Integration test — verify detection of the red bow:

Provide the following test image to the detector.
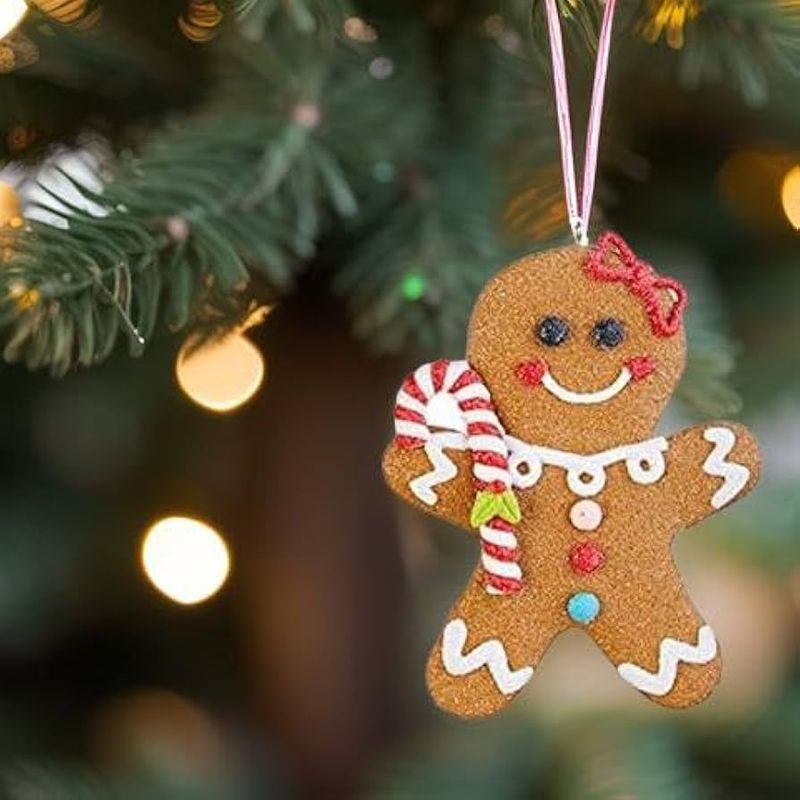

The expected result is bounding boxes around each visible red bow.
[585,232,688,338]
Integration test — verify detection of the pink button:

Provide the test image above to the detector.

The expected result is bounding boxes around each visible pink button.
[569,499,603,531]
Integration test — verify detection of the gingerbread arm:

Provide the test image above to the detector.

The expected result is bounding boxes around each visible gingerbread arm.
[665,421,761,531]
[383,441,474,531]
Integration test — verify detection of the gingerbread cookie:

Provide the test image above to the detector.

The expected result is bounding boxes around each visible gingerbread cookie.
[383,232,761,717]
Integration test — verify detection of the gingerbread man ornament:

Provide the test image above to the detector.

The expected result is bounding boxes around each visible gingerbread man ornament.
[383,233,761,717]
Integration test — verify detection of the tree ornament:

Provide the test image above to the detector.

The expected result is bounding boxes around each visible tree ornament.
[382,0,762,718]
[384,233,761,718]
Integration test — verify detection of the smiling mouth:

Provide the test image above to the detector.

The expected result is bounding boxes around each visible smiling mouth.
[542,368,632,405]
[517,356,655,406]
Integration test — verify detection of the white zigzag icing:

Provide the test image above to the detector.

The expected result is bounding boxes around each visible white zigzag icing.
[702,427,750,509]
[617,625,718,697]
[410,441,460,506]
[441,618,533,695]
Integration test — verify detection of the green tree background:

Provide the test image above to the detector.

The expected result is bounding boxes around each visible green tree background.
[0,0,798,797]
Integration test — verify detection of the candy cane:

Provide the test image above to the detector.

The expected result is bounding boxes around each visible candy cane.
[393,360,524,596]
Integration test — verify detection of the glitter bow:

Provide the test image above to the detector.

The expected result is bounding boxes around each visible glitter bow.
[585,232,688,338]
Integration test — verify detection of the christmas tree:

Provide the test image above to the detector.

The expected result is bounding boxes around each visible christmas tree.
[0,1,798,797]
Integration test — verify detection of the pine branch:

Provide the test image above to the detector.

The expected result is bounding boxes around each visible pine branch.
[666,0,800,106]
[2,20,425,374]
[501,0,800,105]
[336,151,517,356]
[2,116,304,375]
[233,0,353,37]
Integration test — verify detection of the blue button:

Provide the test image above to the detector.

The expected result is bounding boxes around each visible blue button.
[567,591,601,624]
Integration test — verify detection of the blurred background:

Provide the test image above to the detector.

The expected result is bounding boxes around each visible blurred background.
[0,0,798,797]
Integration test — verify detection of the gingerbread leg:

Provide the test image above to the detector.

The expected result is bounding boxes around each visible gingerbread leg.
[426,572,561,718]
[592,584,721,709]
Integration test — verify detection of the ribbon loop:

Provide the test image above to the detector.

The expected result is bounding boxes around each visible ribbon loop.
[539,0,618,246]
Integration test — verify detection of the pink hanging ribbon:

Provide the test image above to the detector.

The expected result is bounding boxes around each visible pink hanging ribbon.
[541,0,618,246]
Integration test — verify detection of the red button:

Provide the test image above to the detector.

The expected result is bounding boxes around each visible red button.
[569,542,605,575]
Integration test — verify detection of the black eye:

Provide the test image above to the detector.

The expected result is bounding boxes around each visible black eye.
[592,318,626,349]
[537,316,570,347]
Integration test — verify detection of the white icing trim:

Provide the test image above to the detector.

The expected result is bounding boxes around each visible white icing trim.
[566,465,607,497]
[541,367,632,405]
[703,427,750,509]
[617,626,718,697]
[441,618,533,695]
[406,432,670,504]
[508,449,544,489]
[409,441,459,506]
[507,436,669,498]
[626,447,667,486]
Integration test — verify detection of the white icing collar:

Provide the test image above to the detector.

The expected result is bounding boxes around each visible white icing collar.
[417,431,669,502]
[505,435,668,497]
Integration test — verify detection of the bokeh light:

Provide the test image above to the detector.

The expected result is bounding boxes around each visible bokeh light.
[176,332,265,413]
[90,689,226,776]
[32,0,90,25]
[0,0,27,41]
[178,0,222,43]
[0,180,22,228]
[401,272,426,302]
[780,165,800,231]
[718,149,798,234]
[141,517,231,605]
[344,16,377,43]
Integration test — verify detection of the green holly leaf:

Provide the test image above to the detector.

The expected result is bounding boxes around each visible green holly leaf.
[470,489,522,528]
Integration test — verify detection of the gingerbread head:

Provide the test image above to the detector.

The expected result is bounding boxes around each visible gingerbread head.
[468,232,688,452]
[384,233,761,717]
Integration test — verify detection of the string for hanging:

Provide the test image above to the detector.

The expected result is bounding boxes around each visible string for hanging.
[538,0,618,246]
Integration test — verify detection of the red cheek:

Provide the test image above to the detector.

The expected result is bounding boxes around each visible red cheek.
[516,358,548,387]
[626,355,656,381]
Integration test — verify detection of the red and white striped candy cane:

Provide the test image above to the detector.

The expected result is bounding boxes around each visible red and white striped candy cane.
[393,360,524,596]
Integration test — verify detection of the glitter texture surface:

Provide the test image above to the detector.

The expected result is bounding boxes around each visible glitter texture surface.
[383,239,762,718]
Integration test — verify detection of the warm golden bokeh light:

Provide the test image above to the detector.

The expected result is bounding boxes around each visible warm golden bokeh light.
[141,516,231,605]
[0,0,27,40]
[0,180,23,227]
[178,0,223,43]
[780,165,800,231]
[718,150,800,234]
[176,331,265,413]
[31,0,89,25]
[641,0,701,49]
[344,16,378,43]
